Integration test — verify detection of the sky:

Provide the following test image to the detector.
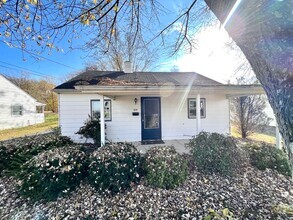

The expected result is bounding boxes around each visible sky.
[0,0,249,84]
[0,42,86,83]
[159,26,247,83]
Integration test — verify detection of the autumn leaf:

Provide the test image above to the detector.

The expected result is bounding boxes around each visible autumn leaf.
[113,5,118,12]
[27,0,38,5]
[81,18,90,25]
[222,208,229,217]
[4,31,11,37]
[203,178,208,183]
[89,13,95,20]
[111,28,115,36]
[25,13,30,20]
[46,43,54,48]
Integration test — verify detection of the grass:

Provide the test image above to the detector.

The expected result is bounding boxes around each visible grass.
[231,126,276,144]
[0,113,58,141]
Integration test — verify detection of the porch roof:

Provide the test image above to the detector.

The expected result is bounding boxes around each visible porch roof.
[55,84,264,97]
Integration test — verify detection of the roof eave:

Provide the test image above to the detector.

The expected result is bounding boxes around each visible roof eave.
[53,89,82,94]
[54,84,265,97]
[70,84,265,96]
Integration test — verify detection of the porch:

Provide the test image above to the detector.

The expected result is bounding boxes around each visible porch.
[133,139,190,154]
[91,84,266,146]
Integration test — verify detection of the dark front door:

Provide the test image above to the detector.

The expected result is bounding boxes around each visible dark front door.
[141,97,162,141]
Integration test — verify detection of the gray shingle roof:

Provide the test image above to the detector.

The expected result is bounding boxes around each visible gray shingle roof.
[55,71,222,90]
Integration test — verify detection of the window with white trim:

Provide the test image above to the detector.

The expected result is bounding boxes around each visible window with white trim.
[188,98,206,119]
[12,105,23,116]
[91,99,112,121]
[36,106,43,113]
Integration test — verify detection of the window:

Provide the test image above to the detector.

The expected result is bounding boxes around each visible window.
[91,99,111,121]
[12,105,23,116]
[188,98,206,119]
[36,106,43,113]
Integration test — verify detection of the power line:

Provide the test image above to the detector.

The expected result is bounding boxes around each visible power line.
[0,60,52,77]
[28,52,79,71]
[14,47,79,71]
[0,62,54,79]
[2,43,80,72]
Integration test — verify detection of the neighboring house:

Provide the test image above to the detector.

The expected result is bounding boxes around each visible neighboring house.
[0,74,45,130]
[54,63,265,144]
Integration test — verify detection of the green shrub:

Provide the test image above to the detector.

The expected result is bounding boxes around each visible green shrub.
[186,132,244,176]
[247,143,292,176]
[0,146,9,175]
[0,133,73,176]
[143,146,188,189]
[19,145,87,202]
[76,116,101,146]
[88,142,142,194]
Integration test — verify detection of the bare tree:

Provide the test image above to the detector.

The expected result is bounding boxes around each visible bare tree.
[87,31,158,72]
[231,77,272,138]
[232,95,271,139]
[0,0,162,56]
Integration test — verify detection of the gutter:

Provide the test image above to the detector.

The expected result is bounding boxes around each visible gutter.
[53,84,265,95]
[74,84,264,91]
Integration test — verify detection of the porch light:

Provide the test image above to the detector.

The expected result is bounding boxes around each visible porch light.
[134,98,138,104]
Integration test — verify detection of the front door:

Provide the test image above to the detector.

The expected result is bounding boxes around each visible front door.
[141,97,162,141]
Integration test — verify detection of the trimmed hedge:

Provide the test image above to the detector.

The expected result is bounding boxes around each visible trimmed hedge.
[0,133,73,176]
[143,146,188,189]
[186,132,244,176]
[19,146,87,202]
[0,146,9,175]
[88,142,143,194]
[247,143,292,176]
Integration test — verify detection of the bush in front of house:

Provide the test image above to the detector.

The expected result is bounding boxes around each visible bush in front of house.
[0,133,73,177]
[143,146,188,189]
[76,116,101,146]
[186,132,244,176]
[247,143,292,176]
[0,146,9,175]
[19,145,88,202]
[88,142,143,194]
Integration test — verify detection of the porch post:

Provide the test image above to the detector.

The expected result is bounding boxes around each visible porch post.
[196,94,201,135]
[100,95,105,146]
[276,124,281,149]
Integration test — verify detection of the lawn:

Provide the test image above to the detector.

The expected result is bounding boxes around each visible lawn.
[231,126,276,144]
[0,113,58,141]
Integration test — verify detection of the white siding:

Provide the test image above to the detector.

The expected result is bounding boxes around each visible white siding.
[59,92,229,142]
[161,93,229,140]
[59,94,102,142]
[0,75,44,130]
[35,113,45,124]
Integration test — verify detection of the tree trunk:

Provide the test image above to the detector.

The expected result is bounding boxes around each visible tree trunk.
[239,97,247,139]
[205,0,293,165]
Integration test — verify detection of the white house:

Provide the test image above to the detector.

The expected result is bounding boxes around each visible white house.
[54,64,265,145]
[0,74,45,130]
